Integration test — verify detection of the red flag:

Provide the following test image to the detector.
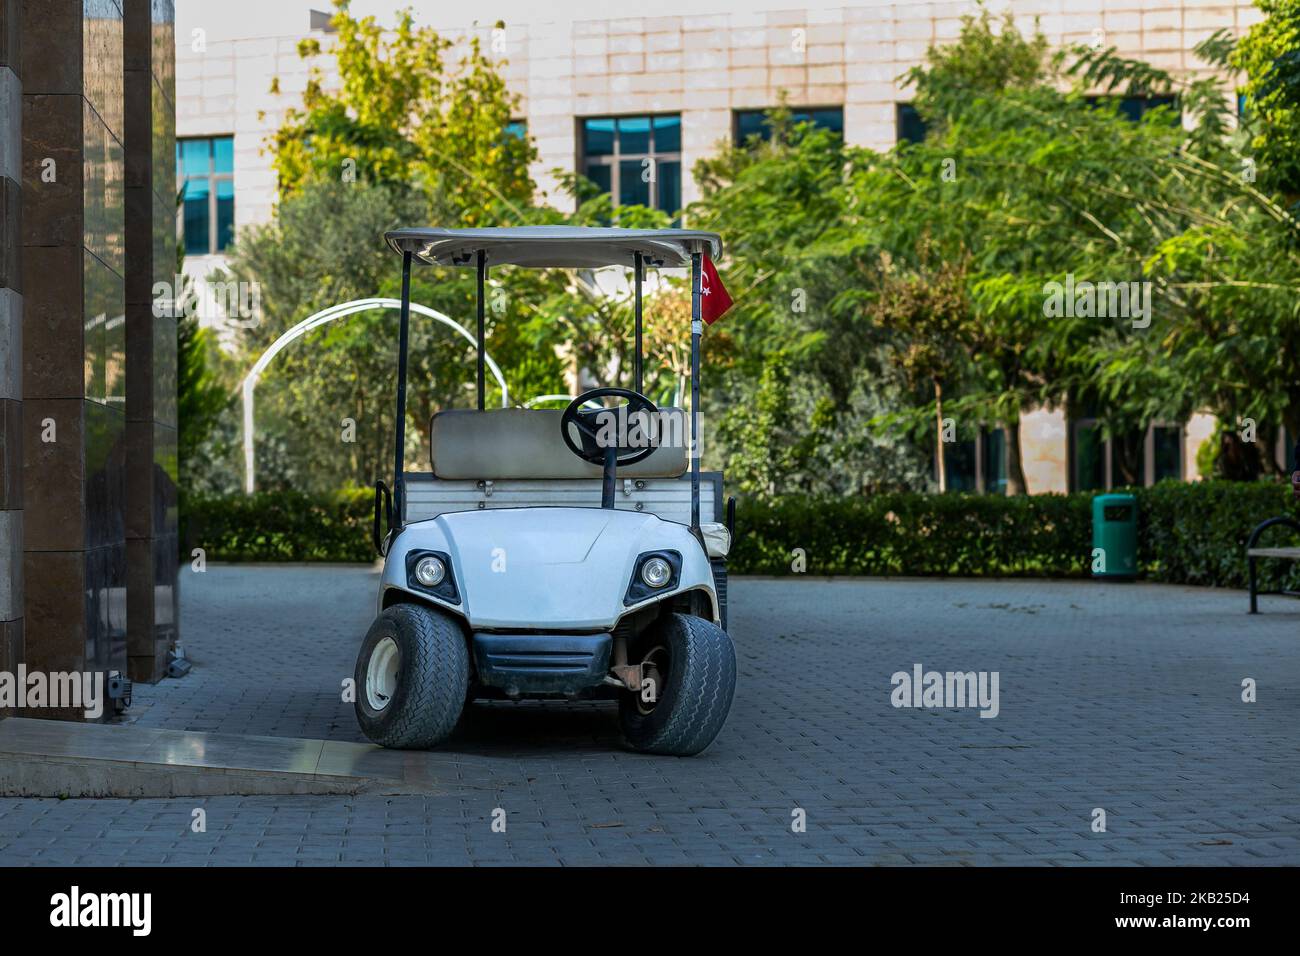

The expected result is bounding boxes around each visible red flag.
[700,255,733,325]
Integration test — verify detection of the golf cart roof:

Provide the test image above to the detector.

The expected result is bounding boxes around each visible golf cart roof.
[385,226,722,269]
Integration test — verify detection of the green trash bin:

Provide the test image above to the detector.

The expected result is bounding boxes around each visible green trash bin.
[1092,492,1137,579]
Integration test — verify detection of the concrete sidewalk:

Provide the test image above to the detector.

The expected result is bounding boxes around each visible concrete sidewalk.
[0,717,514,797]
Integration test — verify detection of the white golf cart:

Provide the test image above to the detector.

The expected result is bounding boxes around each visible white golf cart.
[354,227,737,756]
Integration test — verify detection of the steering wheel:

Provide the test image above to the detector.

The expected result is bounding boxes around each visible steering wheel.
[561,387,661,467]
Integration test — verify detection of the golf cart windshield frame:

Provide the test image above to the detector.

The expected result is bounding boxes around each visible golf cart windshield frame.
[382,226,723,540]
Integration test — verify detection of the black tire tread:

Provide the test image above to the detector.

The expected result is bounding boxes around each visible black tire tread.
[621,612,736,756]
[357,603,468,749]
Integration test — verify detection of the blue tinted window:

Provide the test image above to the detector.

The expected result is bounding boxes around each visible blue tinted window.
[658,160,681,215]
[736,111,766,143]
[896,103,927,144]
[619,158,650,207]
[653,115,681,152]
[505,120,527,140]
[182,177,210,256]
[734,107,844,144]
[618,116,651,154]
[176,136,234,255]
[213,137,234,174]
[179,138,210,176]
[216,179,235,251]
[585,162,611,195]
[583,118,615,156]
[581,114,681,213]
[808,108,844,134]
[1085,95,1179,124]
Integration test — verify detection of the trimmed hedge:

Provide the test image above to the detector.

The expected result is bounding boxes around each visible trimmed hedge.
[182,489,374,563]
[734,481,1300,590]
[1136,480,1300,589]
[730,492,1091,577]
[181,481,1300,590]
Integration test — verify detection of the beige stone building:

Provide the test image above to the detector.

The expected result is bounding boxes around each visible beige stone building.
[174,0,1273,493]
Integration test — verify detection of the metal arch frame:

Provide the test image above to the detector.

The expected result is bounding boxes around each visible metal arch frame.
[240,296,510,494]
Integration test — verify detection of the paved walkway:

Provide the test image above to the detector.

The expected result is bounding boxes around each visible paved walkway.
[1,566,1298,865]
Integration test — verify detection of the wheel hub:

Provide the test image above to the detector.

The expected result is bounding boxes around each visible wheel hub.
[636,644,669,715]
[365,636,400,711]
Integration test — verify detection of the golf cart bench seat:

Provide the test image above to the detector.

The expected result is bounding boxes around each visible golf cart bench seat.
[430,407,687,480]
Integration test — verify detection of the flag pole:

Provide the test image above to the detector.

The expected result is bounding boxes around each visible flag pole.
[394,249,413,529]
[476,250,487,410]
[633,251,643,395]
[690,251,702,533]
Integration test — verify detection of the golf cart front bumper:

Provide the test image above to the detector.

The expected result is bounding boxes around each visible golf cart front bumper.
[380,506,719,629]
[471,631,612,695]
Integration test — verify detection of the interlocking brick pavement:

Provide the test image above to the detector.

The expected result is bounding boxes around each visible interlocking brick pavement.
[1,565,1298,865]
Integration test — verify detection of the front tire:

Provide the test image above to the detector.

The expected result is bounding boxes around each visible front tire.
[620,612,736,756]
[354,602,469,749]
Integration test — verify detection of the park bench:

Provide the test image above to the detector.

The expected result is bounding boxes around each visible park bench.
[1246,516,1300,613]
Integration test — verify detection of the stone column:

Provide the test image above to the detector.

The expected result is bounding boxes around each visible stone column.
[124,0,176,684]
[0,0,22,709]
[21,0,127,720]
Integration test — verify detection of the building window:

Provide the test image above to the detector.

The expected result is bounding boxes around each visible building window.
[937,424,1008,493]
[1109,429,1147,488]
[1086,95,1179,124]
[1070,419,1184,491]
[734,106,843,145]
[942,434,979,492]
[1152,425,1183,482]
[505,119,527,140]
[982,427,1008,494]
[579,115,681,214]
[1072,420,1107,491]
[177,136,234,256]
[896,103,927,144]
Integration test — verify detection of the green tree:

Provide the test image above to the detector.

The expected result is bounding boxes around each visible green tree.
[691,115,933,494]
[1232,0,1300,200]
[273,0,535,223]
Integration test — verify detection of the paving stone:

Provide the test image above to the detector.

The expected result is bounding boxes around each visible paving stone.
[1,568,1298,865]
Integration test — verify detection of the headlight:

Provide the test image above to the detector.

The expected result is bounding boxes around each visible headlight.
[640,556,672,589]
[414,555,446,587]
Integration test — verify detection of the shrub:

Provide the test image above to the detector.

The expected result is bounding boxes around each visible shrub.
[179,480,1300,591]
[732,480,1300,590]
[729,492,1091,577]
[181,488,374,563]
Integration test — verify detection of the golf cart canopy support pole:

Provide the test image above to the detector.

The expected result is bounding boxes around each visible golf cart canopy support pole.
[394,250,413,527]
[634,251,643,395]
[477,250,487,411]
[690,251,701,533]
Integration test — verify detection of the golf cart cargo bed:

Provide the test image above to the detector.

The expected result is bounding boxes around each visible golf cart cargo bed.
[403,472,722,527]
